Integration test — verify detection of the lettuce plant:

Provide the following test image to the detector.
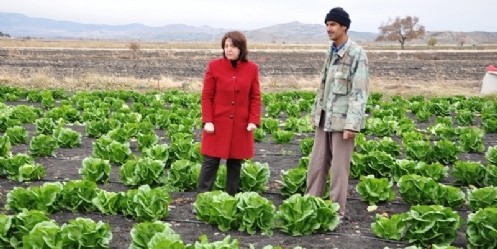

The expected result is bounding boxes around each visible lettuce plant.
[467,207,497,249]
[213,165,228,190]
[79,157,111,183]
[276,194,340,236]
[92,135,131,164]
[359,150,395,178]
[121,185,171,221]
[137,132,159,151]
[5,126,28,145]
[0,214,12,247]
[120,158,166,187]
[356,175,395,205]
[10,104,41,124]
[29,134,58,157]
[54,127,82,148]
[239,161,270,192]
[254,128,266,142]
[398,174,438,205]
[14,163,46,182]
[8,209,51,249]
[1,153,34,177]
[404,205,461,247]
[272,130,294,144]
[404,140,433,163]
[129,221,184,249]
[35,117,57,135]
[365,117,397,137]
[261,118,279,134]
[371,213,408,241]
[85,119,115,138]
[21,220,61,249]
[235,192,275,236]
[284,117,312,133]
[432,139,460,164]
[59,180,98,212]
[452,161,485,187]
[60,218,112,248]
[194,191,237,232]
[458,126,484,153]
[166,159,201,192]
[6,182,62,213]
[484,164,497,187]
[107,127,129,144]
[414,162,448,182]
[280,167,307,198]
[0,135,11,157]
[92,189,120,215]
[467,187,497,212]
[143,144,170,163]
[192,234,238,248]
[486,146,497,166]
[299,138,314,157]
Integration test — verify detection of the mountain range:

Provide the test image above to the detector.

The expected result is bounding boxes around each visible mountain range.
[1,12,496,44]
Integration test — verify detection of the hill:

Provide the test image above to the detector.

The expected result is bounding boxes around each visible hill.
[0,12,495,44]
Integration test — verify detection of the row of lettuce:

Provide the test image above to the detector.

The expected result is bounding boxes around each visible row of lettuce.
[0,209,305,249]
[1,86,497,248]
[5,178,496,248]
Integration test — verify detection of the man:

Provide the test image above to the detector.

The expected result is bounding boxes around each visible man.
[305,7,369,220]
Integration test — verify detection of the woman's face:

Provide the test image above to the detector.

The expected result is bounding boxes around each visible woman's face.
[224,38,240,60]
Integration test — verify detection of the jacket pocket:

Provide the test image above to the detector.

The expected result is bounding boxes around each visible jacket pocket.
[331,71,351,95]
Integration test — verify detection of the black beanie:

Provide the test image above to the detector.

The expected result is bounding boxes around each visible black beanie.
[324,7,351,29]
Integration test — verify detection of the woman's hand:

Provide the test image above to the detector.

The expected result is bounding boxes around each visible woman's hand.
[247,123,257,131]
[204,122,215,133]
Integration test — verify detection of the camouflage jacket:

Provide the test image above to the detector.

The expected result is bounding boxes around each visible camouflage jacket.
[311,39,369,132]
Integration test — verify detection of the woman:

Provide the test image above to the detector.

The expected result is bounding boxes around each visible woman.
[198,31,261,196]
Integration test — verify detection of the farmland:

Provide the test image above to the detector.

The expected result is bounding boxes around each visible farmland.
[0,42,497,248]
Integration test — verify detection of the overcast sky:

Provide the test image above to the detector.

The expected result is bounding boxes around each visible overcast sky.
[1,0,495,32]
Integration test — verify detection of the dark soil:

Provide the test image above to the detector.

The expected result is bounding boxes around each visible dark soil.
[1,48,496,85]
[1,106,496,249]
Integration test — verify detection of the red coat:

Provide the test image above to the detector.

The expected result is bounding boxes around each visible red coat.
[201,58,261,159]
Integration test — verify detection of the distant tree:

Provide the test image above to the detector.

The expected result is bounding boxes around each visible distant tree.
[127,42,140,53]
[457,34,466,47]
[376,16,426,50]
[427,36,437,47]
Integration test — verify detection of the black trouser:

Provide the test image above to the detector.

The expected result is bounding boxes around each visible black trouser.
[198,155,242,196]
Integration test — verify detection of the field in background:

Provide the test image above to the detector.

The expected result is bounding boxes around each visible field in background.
[1,38,497,97]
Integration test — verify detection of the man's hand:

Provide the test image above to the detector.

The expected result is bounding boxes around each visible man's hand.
[204,122,215,133]
[247,123,257,131]
[343,129,357,140]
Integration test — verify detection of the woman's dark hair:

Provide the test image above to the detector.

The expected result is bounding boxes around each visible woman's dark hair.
[221,31,248,62]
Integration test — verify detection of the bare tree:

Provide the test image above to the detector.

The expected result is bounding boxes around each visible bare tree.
[127,42,140,53]
[457,34,467,47]
[376,16,426,49]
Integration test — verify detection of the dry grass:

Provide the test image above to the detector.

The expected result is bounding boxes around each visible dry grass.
[0,38,329,51]
[0,69,483,97]
[370,78,482,97]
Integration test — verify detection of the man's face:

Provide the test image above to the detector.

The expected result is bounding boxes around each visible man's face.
[325,21,346,42]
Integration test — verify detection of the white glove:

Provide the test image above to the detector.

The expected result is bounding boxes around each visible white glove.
[247,123,257,131]
[204,122,215,133]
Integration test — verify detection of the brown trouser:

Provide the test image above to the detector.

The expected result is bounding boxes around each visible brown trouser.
[306,113,355,216]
